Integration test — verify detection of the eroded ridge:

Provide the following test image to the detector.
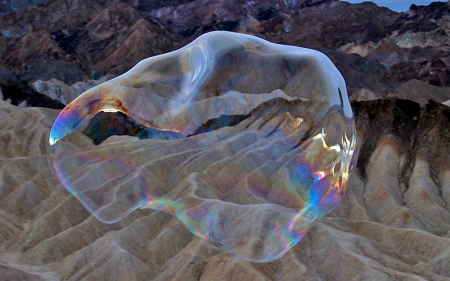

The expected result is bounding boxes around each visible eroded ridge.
[47,31,358,262]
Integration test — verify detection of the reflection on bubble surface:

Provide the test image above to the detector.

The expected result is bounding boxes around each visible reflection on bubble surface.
[48,31,358,262]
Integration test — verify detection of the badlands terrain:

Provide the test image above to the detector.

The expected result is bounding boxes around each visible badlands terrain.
[0,0,450,280]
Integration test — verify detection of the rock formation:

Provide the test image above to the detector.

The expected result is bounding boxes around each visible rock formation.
[0,0,449,105]
[30,74,115,105]
[1,0,450,280]
[0,98,449,280]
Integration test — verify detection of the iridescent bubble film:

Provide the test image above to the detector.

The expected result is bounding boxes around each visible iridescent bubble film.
[47,31,358,262]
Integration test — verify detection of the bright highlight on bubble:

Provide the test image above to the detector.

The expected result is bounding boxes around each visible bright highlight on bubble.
[47,31,358,262]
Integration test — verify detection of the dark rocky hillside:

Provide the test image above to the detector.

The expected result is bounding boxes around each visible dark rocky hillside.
[0,0,449,107]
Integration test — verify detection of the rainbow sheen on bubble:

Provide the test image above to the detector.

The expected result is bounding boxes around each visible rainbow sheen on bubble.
[47,31,358,262]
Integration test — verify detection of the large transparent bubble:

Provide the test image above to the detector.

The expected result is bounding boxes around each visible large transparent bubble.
[47,31,358,262]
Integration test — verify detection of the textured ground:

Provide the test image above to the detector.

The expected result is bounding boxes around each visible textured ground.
[0,99,449,280]
[1,1,450,280]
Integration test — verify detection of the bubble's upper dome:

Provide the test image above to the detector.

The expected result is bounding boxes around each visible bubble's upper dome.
[48,31,358,262]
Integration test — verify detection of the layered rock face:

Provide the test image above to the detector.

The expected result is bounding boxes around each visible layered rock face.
[0,0,449,106]
[0,98,449,280]
[0,0,49,15]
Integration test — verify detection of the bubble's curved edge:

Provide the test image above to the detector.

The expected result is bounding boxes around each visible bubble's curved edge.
[47,31,359,261]
[49,92,105,145]
[170,202,317,263]
[49,31,352,146]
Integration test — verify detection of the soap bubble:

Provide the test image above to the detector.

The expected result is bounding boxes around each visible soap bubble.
[47,31,358,262]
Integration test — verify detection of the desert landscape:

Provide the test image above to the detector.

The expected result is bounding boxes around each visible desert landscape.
[1,0,450,280]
